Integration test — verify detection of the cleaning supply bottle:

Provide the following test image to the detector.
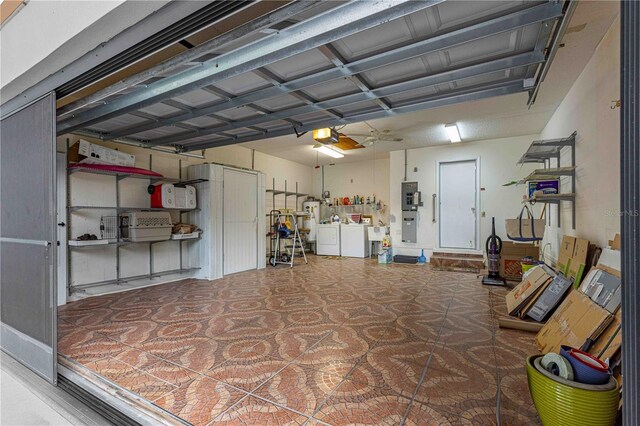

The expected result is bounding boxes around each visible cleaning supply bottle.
[417,249,427,265]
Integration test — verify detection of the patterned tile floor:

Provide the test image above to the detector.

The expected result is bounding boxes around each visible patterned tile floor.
[58,256,541,425]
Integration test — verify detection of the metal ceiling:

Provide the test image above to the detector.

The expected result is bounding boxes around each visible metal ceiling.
[57,0,570,154]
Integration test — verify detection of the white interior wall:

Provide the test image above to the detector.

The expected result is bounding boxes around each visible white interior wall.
[312,158,391,223]
[389,135,539,259]
[539,16,621,263]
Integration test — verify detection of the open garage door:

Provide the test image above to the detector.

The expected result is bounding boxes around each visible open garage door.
[0,93,58,383]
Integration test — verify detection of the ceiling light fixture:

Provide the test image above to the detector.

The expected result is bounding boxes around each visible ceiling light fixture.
[312,128,339,144]
[445,123,461,143]
[313,143,344,158]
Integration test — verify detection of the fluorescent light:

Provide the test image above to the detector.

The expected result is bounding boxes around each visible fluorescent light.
[445,123,461,143]
[313,143,344,158]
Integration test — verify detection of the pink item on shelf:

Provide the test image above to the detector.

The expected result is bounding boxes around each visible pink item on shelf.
[68,163,164,178]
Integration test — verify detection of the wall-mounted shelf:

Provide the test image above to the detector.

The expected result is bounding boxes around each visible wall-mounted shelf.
[68,206,199,214]
[517,132,576,229]
[525,166,576,181]
[71,267,202,291]
[266,178,310,256]
[69,237,201,248]
[517,132,576,164]
[68,165,179,183]
[529,193,576,203]
[265,179,308,210]
[66,145,206,295]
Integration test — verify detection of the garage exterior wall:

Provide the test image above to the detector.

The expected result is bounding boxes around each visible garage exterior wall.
[0,1,169,102]
[389,135,539,258]
[539,16,621,263]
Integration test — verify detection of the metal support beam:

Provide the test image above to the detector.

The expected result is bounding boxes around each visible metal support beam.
[527,0,576,107]
[252,67,344,118]
[56,0,323,117]
[75,1,560,141]
[126,51,542,147]
[181,80,526,151]
[57,0,445,134]
[318,44,393,111]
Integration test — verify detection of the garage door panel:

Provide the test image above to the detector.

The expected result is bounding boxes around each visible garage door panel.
[0,92,57,383]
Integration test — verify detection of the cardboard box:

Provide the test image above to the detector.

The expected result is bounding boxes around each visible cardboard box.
[556,235,590,284]
[528,180,560,198]
[506,266,554,315]
[589,309,622,361]
[536,290,613,354]
[500,241,540,281]
[527,274,573,322]
[68,140,135,167]
[557,236,575,275]
[579,268,621,313]
[518,279,551,319]
[567,238,590,287]
[609,233,621,250]
[597,248,621,277]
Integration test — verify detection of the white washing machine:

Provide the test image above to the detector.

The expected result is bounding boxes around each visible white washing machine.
[340,224,370,258]
[316,223,341,256]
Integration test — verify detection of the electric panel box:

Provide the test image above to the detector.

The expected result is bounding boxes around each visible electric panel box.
[402,211,417,243]
[401,181,422,211]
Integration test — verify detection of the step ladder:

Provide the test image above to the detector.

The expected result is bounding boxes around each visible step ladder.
[269,213,307,268]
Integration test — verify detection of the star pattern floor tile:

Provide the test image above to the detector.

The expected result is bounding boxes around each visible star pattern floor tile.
[58,256,541,425]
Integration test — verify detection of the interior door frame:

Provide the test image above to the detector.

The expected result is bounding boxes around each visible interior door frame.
[0,92,58,383]
[436,157,481,251]
[222,167,260,275]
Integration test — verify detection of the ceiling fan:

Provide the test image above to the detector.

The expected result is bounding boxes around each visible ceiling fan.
[347,128,404,145]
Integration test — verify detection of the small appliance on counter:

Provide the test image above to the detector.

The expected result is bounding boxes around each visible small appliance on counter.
[120,211,173,242]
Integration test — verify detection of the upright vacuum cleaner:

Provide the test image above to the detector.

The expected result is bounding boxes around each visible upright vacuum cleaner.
[482,217,506,286]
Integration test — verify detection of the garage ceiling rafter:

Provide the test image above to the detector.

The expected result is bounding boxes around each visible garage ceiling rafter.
[56,0,324,118]
[58,0,568,154]
[74,50,544,147]
[181,81,527,151]
[57,0,446,134]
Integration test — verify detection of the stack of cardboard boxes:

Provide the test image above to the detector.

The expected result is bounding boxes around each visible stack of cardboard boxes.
[500,241,541,281]
[556,235,592,288]
[502,234,623,382]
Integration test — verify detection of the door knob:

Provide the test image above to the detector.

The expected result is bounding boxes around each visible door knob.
[58,222,66,227]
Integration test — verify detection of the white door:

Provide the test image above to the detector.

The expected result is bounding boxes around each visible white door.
[439,160,478,249]
[223,169,258,274]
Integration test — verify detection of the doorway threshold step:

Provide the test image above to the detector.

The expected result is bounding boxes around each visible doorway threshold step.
[431,251,484,273]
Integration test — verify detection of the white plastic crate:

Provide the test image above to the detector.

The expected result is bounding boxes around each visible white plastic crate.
[120,211,172,242]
